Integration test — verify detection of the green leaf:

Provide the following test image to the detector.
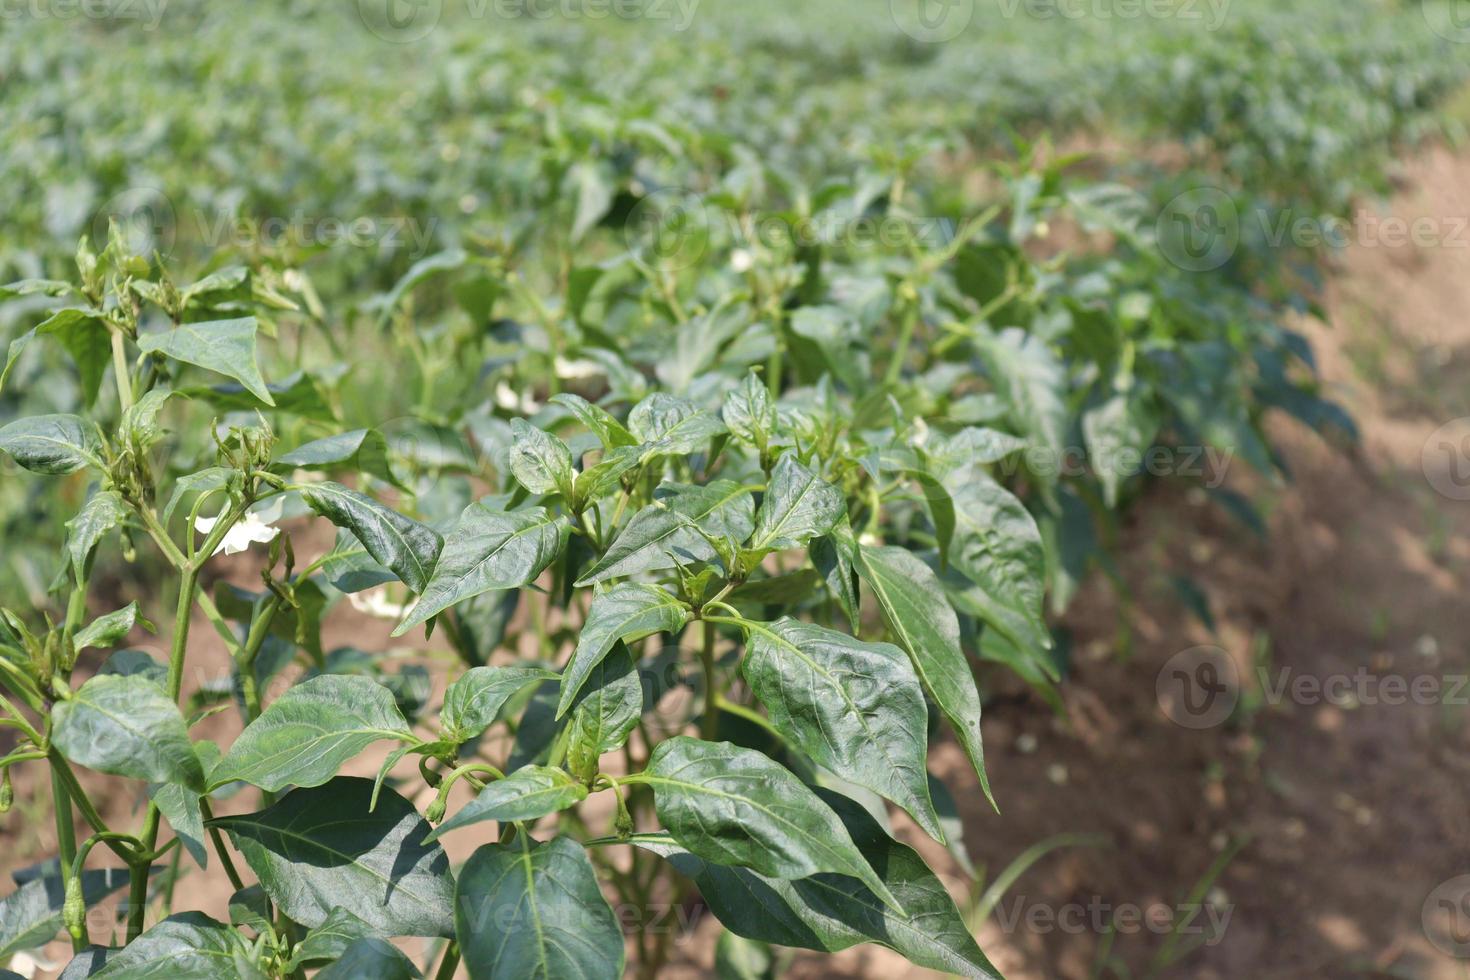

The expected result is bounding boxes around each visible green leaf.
[137,317,275,406]
[737,618,942,841]
[53,674,204,791]
[0,414,103,474]
[316,937,422,980]
[0,867,131,961]
[722,372,777,449]
[276,429,403,490]
[66,490,127,580]
[637,737,899,910]
[394,503,567,635]
[947,474,1051,655]
[1082,391,1158,508]
[508,419,575,497]
[426,766,588,841]
[300,482,443,594]
[151,781,208,869]
[87,912,254,979]
[974,327,1066,485]
[318,529,397,594]
[0,278,74,300]
[549,393,637,449]
[569,161,614,243]
[749,454,845,551]
[854,545,992,807]
[555,584,687,717]
[285,907,376,970]
[577,481,756,585]
[628,392,727,457]
[572,445,642,510]
[36,307,110,407]
[211,675,413,793]
[715,931,775,980]
[455,835,623,980]
[633,788,1000,978]
[0,327,36,393]
[74,601,155,652]
[441,666,560,742]
[210,778,455,938]
[811,525,860,631]
[565,644,642,780]
[162,467,233,525]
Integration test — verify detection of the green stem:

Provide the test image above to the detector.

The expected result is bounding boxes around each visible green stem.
[885,300,919,386]
[699,619,718,741]
[111,328,133,413]
[50,763,83,953]
[198,798,246,892]
[434,941,461,980]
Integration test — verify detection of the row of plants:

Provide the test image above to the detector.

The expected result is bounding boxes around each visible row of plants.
[0,1,1463,976]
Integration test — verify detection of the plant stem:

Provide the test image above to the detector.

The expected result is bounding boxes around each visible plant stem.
[434,941,461,980]
[885,300,919,386]
[110,328,133,413]
[699,619,718,741]
[197,798,246,892]
[50,763,83,953]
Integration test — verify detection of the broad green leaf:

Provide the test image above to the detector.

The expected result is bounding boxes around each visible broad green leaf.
[0,867,132,961]
[378,250,467,327]
[947,474,1051,655]
[318,528,396,594]
[737,618,942,841]
[455,835,623,980]
[572,445,642,510]
[637,737,898,910]
[162,467,233,525]
[811,524,860,631]
[87,912,255,979]
[722,372,776,449]
[66,490,127,579]
[508,418,575,497]
[396,504,566,634]
[505,682,565,773]
[0,278,74,300]
[74,601,155,652]
[749,454,845,551]
[137,317,275,406]
[300,482,443,594]
[211,675,413,792]
[36,307,109,407]
[577,481,756,585]
[151,780,208,869]
[973,327,1066,485]
[565,645,642,780]
[426,766,587,841]
[211,778,455,937]
[53,674,204,791]
[285,907,375,970]
[632,788,1000,979]
[628,392,726,457]
[0,414,102,474]
[555,584,687,717]
[316,937,422,980]
[1082,391,1159,508]
[276,429,402,490]
[440,665,559,742]
[186,369,335,421]
[569,160,614,243]
[549,393,637,449]
[0,327,36,393]
[854,545,991,806]
[715,931,774,980]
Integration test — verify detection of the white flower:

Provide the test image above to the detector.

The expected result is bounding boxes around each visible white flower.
[494,380,542,414]
[7,949,57,979]
[553,356,602,381]
[730,248,755,273]
[348,586,412,621]
[195,498,283,557]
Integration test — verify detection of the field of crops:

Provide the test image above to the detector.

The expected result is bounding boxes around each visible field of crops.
[3,1,1470,977]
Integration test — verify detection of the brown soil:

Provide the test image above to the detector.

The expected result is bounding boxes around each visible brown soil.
[7,147,1470,979]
